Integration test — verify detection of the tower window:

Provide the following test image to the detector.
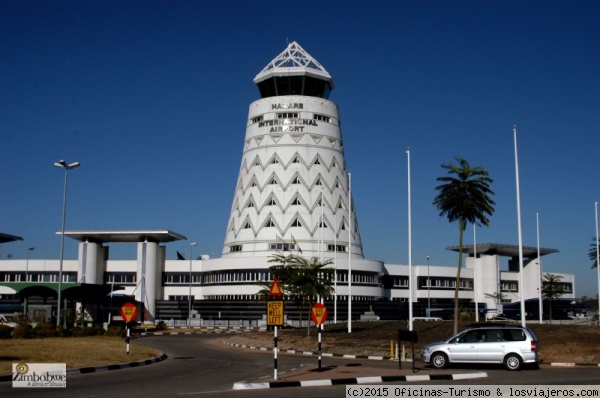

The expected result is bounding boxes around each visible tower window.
[266,198,277,206]
[291,176,301,184]
[251,116,263,124]
[264,218,275,227]
[229,245,243,252]
[291,197,302,206]
[291,218,303,227]
[313,114,331,123]
[277,112,299,119]
[292,156,301,164]
[327,244,347,252]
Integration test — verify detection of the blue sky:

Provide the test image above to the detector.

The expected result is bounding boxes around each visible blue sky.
[1,1,599,297]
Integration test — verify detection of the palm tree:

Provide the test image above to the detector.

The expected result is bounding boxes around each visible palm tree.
[433,157,495,334]
[542,273,566,323]
[588,236,599,268]
[268,253,334,335]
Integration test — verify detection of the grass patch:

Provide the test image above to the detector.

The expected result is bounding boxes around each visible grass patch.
[0,336,161,376]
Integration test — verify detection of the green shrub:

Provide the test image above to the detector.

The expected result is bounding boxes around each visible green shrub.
[12,324,33,339]
[33,323,58,338]
[72,326,98,337]
[0,325,12,339]
[105,326,125,337]
[56,325,71,337]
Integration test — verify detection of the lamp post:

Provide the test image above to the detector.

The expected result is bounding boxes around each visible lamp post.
[24,247,35,317]
[427,256,430,317]
[188,242,197,328]
[54,159,80,327]
[26,247,35,282]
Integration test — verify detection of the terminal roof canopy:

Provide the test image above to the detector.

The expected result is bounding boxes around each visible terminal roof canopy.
[447,243,559,259]
[254,41,334,99]
[58,230,187,244]
[0,232,24,244]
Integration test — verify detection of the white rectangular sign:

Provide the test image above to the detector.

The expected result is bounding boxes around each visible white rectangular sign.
[12,363,66,388]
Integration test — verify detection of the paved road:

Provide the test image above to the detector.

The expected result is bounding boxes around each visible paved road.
[1,334,597,397]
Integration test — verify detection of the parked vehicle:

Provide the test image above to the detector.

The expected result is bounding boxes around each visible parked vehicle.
[420,324,538,371]
[0,313,21,328]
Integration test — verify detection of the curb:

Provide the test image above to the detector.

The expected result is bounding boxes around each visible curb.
[225,340,395,361]
[141,329,241,336]
[549,362,600,367]
[0,353,167,382]
[225,340,600,368]
[233,371,489,390]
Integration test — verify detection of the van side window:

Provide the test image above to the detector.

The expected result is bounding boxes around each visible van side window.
[484,330,505,342]
[508,329,526,341]
[459,330,478,343]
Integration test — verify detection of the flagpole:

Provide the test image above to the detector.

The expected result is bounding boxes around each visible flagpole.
[334,212,338,323]
[595,201,599,326]
[514,125,526,327]
[348,172,352,333]
[320,187,324,304]
[537,212,543,324]
[407,148,413,332]
[474,224,478,322]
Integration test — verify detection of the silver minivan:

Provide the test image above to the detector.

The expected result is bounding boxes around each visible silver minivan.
[420,325,538,371]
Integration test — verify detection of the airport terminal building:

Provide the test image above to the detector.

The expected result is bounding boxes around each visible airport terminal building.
[0,42,575,324]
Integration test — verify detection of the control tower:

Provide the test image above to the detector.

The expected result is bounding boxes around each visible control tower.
[222,41,363,259]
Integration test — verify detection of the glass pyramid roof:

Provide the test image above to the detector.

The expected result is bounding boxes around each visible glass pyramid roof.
[253,41,334,88]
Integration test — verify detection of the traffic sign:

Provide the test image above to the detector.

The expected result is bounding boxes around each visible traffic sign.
[120,302,138,323]
[311,303,327,325]
[266,300,284,326]
[268,278,283,297]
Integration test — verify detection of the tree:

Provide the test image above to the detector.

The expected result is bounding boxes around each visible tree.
[588,236,599,268]
[542,273,566,322]
[267,253,334,335]
[433,157,495,334]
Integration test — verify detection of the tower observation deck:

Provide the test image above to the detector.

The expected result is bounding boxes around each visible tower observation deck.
[222,41,363,259]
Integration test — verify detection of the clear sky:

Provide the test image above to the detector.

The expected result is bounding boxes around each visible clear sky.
[1,1,599,297]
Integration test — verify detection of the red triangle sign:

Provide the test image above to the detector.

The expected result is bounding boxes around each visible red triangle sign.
[268,278,283,296]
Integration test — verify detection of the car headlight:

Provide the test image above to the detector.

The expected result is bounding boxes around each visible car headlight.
[421,347,430,354]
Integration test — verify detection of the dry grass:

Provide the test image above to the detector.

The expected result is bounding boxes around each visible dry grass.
[0,336,160,376]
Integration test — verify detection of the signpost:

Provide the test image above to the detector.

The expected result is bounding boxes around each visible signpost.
[311,303,327,369]
[120,303,138,355]
[267,278,284,380]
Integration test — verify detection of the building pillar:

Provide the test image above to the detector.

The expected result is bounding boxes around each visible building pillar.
[78,241,105,284]
[136,241,164,322]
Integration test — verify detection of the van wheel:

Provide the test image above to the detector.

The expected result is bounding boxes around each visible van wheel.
[504,354,522,371]
[431,352,448,369]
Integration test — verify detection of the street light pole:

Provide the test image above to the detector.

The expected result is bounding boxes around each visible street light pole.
[54,159,80,328]
[427,256,430,317]
[188,242,197,329]
[26,247,35,281]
